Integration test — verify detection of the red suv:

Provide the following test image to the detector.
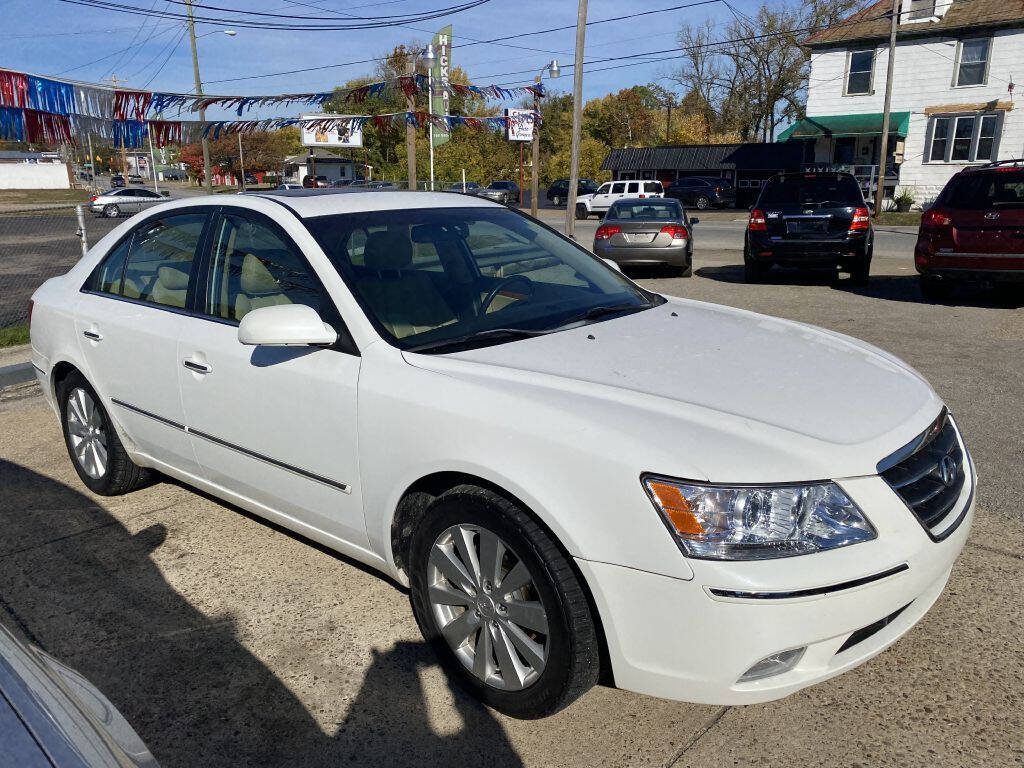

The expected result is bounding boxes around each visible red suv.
[916,160,1024,299]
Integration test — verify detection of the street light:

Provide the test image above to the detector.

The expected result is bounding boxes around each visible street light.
[197,29,236,38]
[184,0,237,192]
[530,58,560,218]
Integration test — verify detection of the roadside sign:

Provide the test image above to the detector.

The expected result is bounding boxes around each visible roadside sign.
[300,114,363,148]
[505,108,534,142]
[432,25,452,148]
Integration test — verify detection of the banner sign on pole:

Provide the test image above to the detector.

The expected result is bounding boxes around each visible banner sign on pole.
[300,113,363,148]
[431,25,452,149]
[505,108,534,142]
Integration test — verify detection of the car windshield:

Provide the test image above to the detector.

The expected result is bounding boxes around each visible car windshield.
[304,207,659,352]
[758,175,862,207]
[489,182,512,189]
[941,170,1024,209]
[606,200,682,220]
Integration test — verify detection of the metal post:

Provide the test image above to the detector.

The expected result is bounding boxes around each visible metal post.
[185,0,213,193]
[406,61,417,191]
[428,66,435,191]
[462,167,466,192]
[519,142,524,207]
[874,0,899,217]
[238,132,246,191]
[565,0,588,238]
[148,132,160,195]
[530,90,541,218]
[75,205,88,259]
[86,133,96,192]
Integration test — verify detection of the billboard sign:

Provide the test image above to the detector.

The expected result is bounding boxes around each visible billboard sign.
[505,108,534,142]
[300,115,363,148]
[431,25,452,148]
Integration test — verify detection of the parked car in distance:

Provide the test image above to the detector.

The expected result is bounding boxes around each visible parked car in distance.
[477,180,519,205]
[110,174,126,188]
[915,159,1024,300]
[243,173,258,185]
[89,187,165,218]
[32,190,974,720]
[128,174,145,185]
[664,176,737,209]
[303,175,330,188]
[593,198,696,276]
[575,180,663,219]
[348,180,370,188]
[745,171,873,284]
[276,183,304,191]
[546,178,599,207]
[447,181,481,194]
[161,168,187,181]
[0,619,160,767]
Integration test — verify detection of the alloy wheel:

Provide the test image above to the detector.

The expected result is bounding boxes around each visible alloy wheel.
[427,524,549,691]
[66,387,108,479]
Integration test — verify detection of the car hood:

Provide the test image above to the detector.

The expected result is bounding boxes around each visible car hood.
[403,298,942,482]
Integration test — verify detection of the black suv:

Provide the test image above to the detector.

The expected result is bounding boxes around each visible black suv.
[665,176,736,209]
[745,171,873,284]
[546,177,599,207]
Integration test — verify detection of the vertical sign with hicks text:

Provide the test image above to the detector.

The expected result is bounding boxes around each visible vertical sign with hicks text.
[432,25,452,148]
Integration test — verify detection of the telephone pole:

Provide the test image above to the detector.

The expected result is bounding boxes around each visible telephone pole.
[564,0,588,238]
[185,0,213,192]
[874,0,899,217]
[406,59,417,191]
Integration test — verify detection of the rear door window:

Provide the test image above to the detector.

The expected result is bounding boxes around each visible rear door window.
[122,213,207,308]
[643,182,662,193]
[626,182,640,194]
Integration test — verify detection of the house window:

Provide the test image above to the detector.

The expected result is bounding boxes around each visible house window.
[955,39,991,87]
[907,0,935,20]
[846,50,874,95]
[926,112,1002,162]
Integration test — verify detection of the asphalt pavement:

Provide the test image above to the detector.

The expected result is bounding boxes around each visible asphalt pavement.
[1,208,1021,767]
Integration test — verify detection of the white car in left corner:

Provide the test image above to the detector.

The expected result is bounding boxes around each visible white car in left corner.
[29,190,974,719]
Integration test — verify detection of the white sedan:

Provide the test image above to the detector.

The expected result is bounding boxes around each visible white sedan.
[29,190,975,718]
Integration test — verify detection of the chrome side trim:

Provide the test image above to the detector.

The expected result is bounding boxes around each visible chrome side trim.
[708,563,909,600]
[109,399,350,493]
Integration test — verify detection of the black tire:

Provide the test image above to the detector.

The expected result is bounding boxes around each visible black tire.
[409,485,600,719]
[58,371,151,495]
[675,259,693,278]
[103,204,120,218]
[694,195,710,210]
[849,246,872,286]
[920,275,954,303]
[743,239,769,283]
[575,204,588,220]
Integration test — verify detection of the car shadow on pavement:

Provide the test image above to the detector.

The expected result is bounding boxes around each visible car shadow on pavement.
[0,460,523,768]
[696,265,1024,308]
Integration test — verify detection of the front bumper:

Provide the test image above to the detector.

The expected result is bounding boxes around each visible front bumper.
[578,468,974,705]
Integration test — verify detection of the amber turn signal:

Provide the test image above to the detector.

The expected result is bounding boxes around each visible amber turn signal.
[647,481,704,536]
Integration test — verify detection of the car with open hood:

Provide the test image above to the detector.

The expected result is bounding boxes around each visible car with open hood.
[29,189,974,719]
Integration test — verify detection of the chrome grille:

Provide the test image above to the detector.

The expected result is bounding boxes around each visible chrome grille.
[880,410,968,537]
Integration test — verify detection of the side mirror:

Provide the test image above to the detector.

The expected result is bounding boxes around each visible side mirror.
[690,217,700,225]
[238,304,337,347]
[603,258,623,273]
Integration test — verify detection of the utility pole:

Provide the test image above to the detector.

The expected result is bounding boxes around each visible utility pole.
[874,0,899,217]
[237,132,246,191]
[564,0,588,238]
[530,88,541,217]
[185,0,213,192]
[406,59,417,191]
[666,95,674,141]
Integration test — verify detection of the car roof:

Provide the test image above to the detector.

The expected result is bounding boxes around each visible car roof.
[240,189,502,217]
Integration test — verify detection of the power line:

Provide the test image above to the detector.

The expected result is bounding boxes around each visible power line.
[53,23,180,75]
[55,0,492,31]
[142,25,188,87]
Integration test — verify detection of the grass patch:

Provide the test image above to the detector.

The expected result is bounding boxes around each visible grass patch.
[0,325,30,348]
[875,211,922,226]
[0,189,92,205]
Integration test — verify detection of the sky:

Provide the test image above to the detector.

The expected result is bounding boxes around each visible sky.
[3,0,763,121]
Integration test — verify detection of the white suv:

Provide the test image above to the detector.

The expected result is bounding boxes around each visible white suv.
[29,191,974,719]
[575,180,663,219]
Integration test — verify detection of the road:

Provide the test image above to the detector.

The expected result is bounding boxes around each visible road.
[1,210,1021,767]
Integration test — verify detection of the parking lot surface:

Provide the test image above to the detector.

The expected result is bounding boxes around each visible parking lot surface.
[1,214,1022,767]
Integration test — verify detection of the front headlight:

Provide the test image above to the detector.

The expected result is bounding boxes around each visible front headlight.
[642,475,875,561]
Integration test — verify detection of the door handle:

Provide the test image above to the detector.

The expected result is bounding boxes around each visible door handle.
[82,329,102,341]
[182,359,211,374]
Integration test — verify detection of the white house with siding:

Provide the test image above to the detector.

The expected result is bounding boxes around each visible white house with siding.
[780,0,1023,206]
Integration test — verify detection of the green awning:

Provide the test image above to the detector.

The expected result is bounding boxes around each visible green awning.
[777,112,910,141]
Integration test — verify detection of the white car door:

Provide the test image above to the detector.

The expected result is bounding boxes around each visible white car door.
[74,210,209,477]
[175,208,369,550]
[591,183,614,212]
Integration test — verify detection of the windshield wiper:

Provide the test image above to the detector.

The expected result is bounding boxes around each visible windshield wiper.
[549,302,650,331]
[405,327,553,354]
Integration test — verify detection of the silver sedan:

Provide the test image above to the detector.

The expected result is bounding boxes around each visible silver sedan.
[592,198,697,277]
[90,188,165,218]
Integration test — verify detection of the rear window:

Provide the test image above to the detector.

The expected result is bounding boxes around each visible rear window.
[643,181,662,193]
[758,175,863,207]
[940,170,1024,209]
[607,200,682,220]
